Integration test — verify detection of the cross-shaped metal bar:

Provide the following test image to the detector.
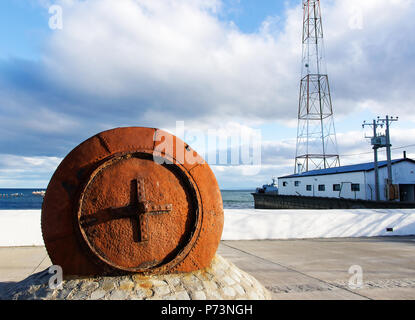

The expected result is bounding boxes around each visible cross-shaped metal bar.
[80,178,172,243]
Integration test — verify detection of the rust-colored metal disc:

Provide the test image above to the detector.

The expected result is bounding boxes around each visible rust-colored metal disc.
[41,127,224,276]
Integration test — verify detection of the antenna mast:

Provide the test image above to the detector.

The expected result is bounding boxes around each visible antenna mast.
[295,0,340,173]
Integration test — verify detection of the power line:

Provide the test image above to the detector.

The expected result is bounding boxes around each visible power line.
[340,143,415,158]
[340,150,373,157]
[391,144,415,151]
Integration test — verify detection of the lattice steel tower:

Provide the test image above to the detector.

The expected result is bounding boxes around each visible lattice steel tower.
[295,0,340,174]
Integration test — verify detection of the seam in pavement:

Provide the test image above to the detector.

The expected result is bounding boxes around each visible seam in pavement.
[30,253,48,276]
[222,242,372,300]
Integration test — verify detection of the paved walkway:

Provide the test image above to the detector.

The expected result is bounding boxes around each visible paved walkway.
[1,237,415,300]
[219,237,415,300]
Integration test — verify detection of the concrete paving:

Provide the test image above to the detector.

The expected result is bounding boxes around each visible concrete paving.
[218,237,415,300]
[0,246,50,283]
[1,237,415,300]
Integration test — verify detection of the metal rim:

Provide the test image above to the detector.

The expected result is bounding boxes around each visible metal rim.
[75,150,203,274]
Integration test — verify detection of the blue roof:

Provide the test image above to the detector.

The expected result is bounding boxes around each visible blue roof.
[280,158,414,179]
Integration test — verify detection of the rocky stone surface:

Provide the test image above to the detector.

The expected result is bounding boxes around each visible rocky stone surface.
[0,255,271,300]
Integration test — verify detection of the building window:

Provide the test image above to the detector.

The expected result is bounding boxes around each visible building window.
[351,184,360,192]
[306,185,312,191]
[333,184,341,192]
[318,185,325,192]
[294,181,300,187]
[282,181,288,187]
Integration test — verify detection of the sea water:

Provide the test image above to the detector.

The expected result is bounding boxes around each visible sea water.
[0,189,45,210]
[220,190,255,209]
[0,189,255,210]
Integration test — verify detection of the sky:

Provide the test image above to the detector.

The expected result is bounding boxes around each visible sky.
[0,0,415,189]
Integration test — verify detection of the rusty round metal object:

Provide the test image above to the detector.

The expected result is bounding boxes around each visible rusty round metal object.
[41,127,224,276]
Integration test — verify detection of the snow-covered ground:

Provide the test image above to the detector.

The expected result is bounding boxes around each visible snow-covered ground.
[1,209,415,246]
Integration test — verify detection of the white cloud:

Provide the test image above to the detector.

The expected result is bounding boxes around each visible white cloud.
[1,0,415,188]
[0,154,62,188]
[37,0,415,126]
[40,0,298,126]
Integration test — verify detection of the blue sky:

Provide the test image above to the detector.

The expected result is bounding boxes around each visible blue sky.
[0,1,50,60]
[0,0,294,58]
[0,0,415,189]
[220,0,295,33]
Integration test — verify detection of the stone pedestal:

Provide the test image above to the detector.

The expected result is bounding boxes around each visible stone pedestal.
[1,255,271,300]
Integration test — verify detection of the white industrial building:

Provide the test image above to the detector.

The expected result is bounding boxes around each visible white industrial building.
[278,158,415,202]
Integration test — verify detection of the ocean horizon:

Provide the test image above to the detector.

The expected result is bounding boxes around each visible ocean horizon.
[0,188,255,210]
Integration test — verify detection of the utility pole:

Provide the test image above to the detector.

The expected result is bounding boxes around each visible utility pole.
[363,120,381,201]
[373,120,381,202]
[363,116,398,201]
[377,116,399,186]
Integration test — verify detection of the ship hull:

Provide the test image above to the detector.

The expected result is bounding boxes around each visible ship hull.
[252,193,415,210]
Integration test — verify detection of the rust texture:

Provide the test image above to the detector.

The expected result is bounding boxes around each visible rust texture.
[41,127,224,276]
